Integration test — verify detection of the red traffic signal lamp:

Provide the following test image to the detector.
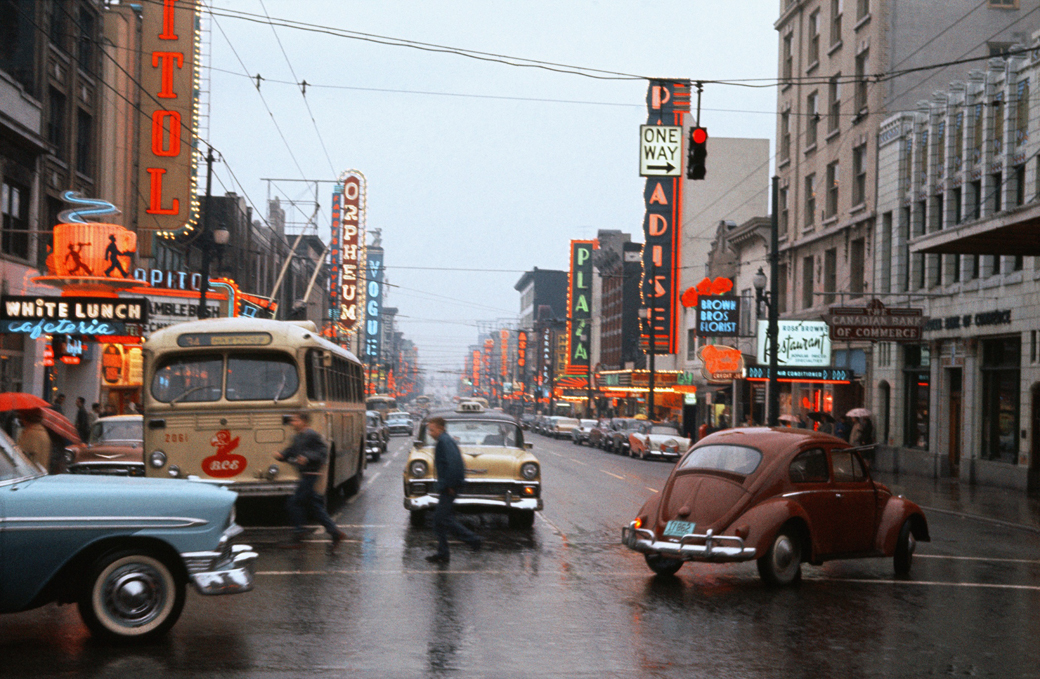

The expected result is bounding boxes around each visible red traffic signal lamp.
[687,126,708,180]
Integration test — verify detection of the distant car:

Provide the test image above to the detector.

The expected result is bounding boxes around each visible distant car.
[550,417,580,439]
[403,404,542,529]
[366,412,389,460]
[0,428,256,641]
[571,419,599,445]
[622,427,930,583]
[604,418,643,454]
[628,422,691,460]
[519,413,536,430]
[587,419,613,449]
[65,415,144,476]
[386,412,414,436]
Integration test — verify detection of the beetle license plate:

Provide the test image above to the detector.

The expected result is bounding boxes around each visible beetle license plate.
[663,520,696,538]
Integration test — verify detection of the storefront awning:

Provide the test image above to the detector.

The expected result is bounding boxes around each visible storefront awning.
[910,202,1040,256]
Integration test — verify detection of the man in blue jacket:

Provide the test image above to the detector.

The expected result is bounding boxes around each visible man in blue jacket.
[426,416,482,563]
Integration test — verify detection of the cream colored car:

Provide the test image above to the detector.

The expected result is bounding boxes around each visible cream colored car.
[403,405,542,528]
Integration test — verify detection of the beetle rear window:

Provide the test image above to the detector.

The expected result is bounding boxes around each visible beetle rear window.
[790,448,829,483]
[679,444,762,475]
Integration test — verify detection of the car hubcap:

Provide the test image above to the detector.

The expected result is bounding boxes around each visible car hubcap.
[103,564,165,626]
[773,536,796,573]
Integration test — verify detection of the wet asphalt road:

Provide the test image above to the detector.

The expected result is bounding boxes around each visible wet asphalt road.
[3,432,1040,678]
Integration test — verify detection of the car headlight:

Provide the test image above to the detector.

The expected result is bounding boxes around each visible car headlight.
[267,464,280,479]
[64,447,76,464]
[520,462,539,480]
[167,464,181,478]
[149,450,167,468]
[409,459,429,478]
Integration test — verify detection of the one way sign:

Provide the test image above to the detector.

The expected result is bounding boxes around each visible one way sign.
[639,125,682,177]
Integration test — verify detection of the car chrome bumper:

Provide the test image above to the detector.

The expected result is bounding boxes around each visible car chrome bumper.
[405,494,543,511]
[67,462,146,477]
[182,527,258,595]
[621,523,756,562]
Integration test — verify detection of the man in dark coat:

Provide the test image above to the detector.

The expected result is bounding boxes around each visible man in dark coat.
[75,397,91,443]
[426,416,481,563]
[274,412,347,548]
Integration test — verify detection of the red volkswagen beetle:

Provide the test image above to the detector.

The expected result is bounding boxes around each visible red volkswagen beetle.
[622,427,930,584]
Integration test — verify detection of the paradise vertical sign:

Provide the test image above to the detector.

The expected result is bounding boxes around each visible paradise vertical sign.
[641,79,689,354]
[567,240,595,374]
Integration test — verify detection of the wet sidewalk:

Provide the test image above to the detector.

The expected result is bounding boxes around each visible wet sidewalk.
[874,470,1040,534]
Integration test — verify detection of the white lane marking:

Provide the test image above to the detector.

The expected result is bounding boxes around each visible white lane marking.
[535,512,567,539]
[838,578,1040,592]
[601,470,625,480]
[382,459,393,468]
[570,459,588,466]
[365,471,381,485]
[645,487,659,493]
[917,554,1040,565]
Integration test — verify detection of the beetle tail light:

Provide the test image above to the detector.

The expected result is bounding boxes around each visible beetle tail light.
[734,524,750,539]
[633,517,643,530]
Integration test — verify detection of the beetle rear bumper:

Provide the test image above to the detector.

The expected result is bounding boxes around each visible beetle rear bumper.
[622,523,757,562]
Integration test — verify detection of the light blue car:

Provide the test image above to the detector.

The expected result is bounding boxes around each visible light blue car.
[0,428,256,641]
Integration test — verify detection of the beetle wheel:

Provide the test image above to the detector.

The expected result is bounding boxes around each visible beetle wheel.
[894,519,916,576]
[645,553,684,577]
[78,550,185,641]
[757,528,802,586]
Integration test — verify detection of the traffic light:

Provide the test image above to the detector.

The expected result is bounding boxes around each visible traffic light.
[687,126,708,180]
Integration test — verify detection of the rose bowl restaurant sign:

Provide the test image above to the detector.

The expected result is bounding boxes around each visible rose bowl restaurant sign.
[1,296,148,339]
[823,299,927,342]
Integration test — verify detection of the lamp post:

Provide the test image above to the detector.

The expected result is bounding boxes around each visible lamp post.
[754,176,781,427]
[638,307,656,420]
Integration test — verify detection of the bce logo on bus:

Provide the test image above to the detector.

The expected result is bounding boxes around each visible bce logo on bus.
[202,430,246,478]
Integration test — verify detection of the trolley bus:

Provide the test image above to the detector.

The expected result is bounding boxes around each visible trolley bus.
[365,394,398,420]
[143,317,366,497]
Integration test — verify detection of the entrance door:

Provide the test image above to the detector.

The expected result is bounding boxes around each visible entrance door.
[1030,385,1040,494]
[948,369,962,477]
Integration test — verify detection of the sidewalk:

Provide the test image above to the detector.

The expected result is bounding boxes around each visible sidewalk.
[874,471,1040,534]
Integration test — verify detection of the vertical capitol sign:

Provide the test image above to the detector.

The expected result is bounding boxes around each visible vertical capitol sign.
[138,0,202,246]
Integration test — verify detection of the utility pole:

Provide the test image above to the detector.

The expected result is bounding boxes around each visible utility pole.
[768,176,780,427]
[197,147,215,320]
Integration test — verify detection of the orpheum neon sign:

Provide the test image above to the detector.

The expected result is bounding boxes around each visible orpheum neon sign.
[139,0,201,242]
[330,171,366,337]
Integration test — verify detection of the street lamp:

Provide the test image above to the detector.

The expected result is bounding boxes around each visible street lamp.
[638,307,656,420]
[752,264,780,426]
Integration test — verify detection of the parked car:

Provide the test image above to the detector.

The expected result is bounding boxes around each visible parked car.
[403,404,542,529]
[0,428,256,641]
[551,417,580,439]
[628,422,691,460]
[604,418,643,454]
[622,427,930,583]
[65,415,144,476]
[587,419,613,449]
[366,412,389,460]
[571,419,599,445]
[386,411,414,436]
[520,413,536,430]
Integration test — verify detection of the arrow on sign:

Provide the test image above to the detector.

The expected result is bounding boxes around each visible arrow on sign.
[645,162,676,173]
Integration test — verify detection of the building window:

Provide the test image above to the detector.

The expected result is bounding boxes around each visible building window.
[826,161,839,218]
[805,173,816,227]
[828,74,841,133]
[76,109,92,176]
[952,186,962,224]
[993,92,1004,155]
[917,129,929,186]
[780,110,791,161]
[47,0,67,49]
[852,143,867,206]
[76,7,95,73]
[783,33,793,84]
[991,254,1001,277]
[969,254,980,280]
[880,212,892,293]
[950,254,961,284]
[857,0,869,18]
[981,337,1020,463]
[913,252,925,290]
[854,50,868,114]
[807,92,819,147]
[1,180,30,260]
[903,141,914,193]
[936,120,946,177]
[830,0,843,46]
[1013,164,1025,207]
[1032,330,1038,364]
[687,329,698,361]
[850,238,865,295]
[971,103,984,166]
[808,11,820,64]
[779,187,789,238]
[802,256,814,309]
[1013,255,1024,271]
[952,110,964,173]
[778,263,788,314]
[48,87,66,155]
[931,193,944,232]
[991,172,1003,213]
[823,248,837,304]
[969,179,982,220]
[903,344,930,450]
[1016,79,1029,148]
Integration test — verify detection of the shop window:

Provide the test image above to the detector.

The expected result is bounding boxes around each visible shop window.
[903,344,930,449]
[981,337,1020,463]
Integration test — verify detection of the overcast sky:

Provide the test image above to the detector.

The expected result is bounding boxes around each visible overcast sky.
[205,0,779,383]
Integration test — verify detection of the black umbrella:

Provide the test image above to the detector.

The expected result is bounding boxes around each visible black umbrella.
[806,411,835,423]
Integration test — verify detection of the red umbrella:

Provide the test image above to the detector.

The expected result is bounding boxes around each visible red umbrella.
[24,408,81,444]
[0,392,50,412]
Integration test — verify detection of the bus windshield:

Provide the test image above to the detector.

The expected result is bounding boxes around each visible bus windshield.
[152,352,299,403]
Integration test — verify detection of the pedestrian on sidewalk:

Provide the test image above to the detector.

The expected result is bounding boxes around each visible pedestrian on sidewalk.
[274,412,347,549]
[426,416,481,564]
[75,397,91,443]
